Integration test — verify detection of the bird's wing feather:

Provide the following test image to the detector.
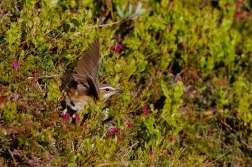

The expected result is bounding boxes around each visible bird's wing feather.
[72,38,100,96]
[86,74,99,100]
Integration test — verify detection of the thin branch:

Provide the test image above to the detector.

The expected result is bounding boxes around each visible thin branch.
[242,1,252,11]
[27,75,60,80]
[85,17,130,29]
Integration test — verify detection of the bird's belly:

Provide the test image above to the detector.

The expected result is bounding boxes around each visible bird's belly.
[64,95,95,115]
[71,101,85,111]
[66,97,86,111]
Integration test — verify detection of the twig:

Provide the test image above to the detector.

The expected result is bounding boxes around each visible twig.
[27,75,60,80]
[241,140,252,150]
[99,10,110,25]
[7,148,16,164]
[0,13,13,24]
[85,18,129,29]
[36,81,43,92]
[242,1,252,11]
[199,0,207,9]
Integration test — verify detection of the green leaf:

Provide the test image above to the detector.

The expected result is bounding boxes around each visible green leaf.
[65,54,73,59]
[137,61,148,72]
[49,0,59,8]
[39,44,50,53]
[116,6,124,18]
[5,22,21,44]
[161,80,169,97]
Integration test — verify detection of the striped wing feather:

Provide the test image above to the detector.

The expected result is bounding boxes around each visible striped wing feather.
[72,38,100,100]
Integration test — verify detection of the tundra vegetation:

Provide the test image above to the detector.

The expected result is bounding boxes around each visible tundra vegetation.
[0,0,252,166]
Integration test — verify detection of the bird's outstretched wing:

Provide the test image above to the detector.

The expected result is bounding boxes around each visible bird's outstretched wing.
[72,38,100,100]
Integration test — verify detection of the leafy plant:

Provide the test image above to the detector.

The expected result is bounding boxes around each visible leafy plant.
[1,0,252,166]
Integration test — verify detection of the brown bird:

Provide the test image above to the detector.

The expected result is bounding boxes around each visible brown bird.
[64,38,122,116]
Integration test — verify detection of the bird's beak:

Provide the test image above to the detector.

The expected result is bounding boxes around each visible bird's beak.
[115,89,123,93]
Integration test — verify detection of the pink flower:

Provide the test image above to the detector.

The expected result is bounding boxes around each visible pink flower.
[26,118,31,127]
[67,125,71,131]
[110,44,123,52]
[234,11,242,17]
[51,122,56,126]
[233,0,249,22]
[125,58,128,63]
[167,24,172,31]
[83,125,88,132]
[22,103,27,113]
[13,60,18,70]
[110,46,115,51]
[233,0,242,8]
[116,44,123,52]
[142,105,149,115]
[170,136,176,141]
[63,113,71,124]
[149,150,153,156]
[126,122,133,127]
[181,40,187,46]
[208,128,213,135]
[108,127,121,137]
[108,0,112,4]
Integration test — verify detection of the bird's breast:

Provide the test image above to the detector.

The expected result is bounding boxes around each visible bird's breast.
[67,88,95,111]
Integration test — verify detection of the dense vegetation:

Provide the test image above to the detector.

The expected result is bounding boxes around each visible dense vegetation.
[1,0,252,166]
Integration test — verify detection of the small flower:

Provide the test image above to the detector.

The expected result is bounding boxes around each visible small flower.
[142,105,149,115]
[67,125,71,131]
[167,24,172,31]
[108,127,121,137]
[208,128,213,135]
[110,44,123,52]
[116,44,123,52]
[110,45,115,51]
[22,103,27,113]
[108,130,113,137]
[51,122,56,127]
[126,122,133,127]
[13,60,18,70]
[26,118,31,127]
[233,0,242,8]
[63,113,71,124]
[125,58,128,63]
[234,11,242,17]
[170,136,176,141]
[83,125,88,132]
[107,0,112,5]
[181,40,187,46]
[149,150,153,156]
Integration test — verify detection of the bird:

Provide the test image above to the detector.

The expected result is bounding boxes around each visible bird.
[63,37,122,116]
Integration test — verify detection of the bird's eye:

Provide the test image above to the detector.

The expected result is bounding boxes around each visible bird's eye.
[105,88,109,91]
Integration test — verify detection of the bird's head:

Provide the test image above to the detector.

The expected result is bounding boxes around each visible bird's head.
[98,84,123,101]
